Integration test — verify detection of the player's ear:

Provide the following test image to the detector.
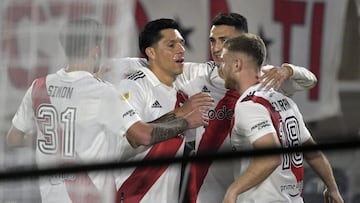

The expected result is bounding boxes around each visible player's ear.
[145,47,155,60]
[234,58,243,72]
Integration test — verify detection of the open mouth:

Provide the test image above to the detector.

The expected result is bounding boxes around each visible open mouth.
[174,57,184,64]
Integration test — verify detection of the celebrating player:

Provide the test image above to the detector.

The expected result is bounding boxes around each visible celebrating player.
[220,33,343,203]
[104,12,317,203]
[6,17,209,203]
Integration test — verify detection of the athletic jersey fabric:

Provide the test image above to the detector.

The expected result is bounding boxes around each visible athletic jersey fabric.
[176,61,315,203]
[113,67,184,203]
[12,68,141,203]
[105,58,316,203]
[231,83,312,203]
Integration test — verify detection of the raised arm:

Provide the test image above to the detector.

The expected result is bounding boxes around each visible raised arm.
[259,63,317,96]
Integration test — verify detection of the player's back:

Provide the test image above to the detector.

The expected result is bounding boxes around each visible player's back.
[33,69,120,203]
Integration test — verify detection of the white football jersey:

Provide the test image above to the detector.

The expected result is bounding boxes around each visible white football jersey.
[105,57,317,203]
[231,83,312,203]
[12,68,141,203]
[113,67,184,203]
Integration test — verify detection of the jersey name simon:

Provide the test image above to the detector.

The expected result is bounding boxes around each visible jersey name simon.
[47,85,74,99]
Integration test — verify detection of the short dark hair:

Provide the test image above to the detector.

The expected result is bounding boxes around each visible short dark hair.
[212,13,248,33]
[138,18,180,59]
[59,17,103,62]
[223,33,266,67]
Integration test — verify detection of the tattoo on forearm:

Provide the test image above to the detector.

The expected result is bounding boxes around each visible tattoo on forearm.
[150,118,189,145]
[149,112,177,124]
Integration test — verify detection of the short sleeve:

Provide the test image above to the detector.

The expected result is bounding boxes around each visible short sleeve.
[12,82,36,133]
[105,57,147,84]
[99,85,141,136]
[115,79,146,117]
[233,101,277,144]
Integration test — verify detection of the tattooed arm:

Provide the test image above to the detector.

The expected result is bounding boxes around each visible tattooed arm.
[149,115,189,145]
[126,108,208,148]
[148,111,178,124]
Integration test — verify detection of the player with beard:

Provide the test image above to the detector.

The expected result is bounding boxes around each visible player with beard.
[104,13,317,203]
[221,33,343,203]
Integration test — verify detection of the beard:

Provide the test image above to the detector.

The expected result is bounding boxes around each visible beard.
[224,76,237,90]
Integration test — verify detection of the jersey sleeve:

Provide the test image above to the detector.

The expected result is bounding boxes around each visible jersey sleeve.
[261,64,317,96]
[115,78,146,117]
[12,81,36,133]
[233,101,277,144]
[280,63,317,96]
[99,85,141,137]
[105,57,148,84]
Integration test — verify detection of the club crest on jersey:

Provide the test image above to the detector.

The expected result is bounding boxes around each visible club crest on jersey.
[121,92,131,101]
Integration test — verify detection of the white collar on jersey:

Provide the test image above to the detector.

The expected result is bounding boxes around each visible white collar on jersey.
[56,68,94,82]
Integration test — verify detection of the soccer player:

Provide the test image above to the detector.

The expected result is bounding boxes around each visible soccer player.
[105,13,317,203]
[220,33,343,203]
[6,17,209,203]
[177,13,317,203]
[112,18,216,203]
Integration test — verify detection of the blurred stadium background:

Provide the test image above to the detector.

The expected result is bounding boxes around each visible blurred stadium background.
[0,0,359,202]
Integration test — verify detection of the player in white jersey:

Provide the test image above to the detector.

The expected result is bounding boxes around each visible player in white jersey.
[112,18,213,203]
[6,18,209,203]
[105,13,317,203]
[221,33,344,203]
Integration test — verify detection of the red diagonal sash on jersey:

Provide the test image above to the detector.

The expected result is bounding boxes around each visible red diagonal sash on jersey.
[189,90,239,203]
[32,77,103,203]
[32,77,51,114]
[116,92,187,203]
[241,95,304,183]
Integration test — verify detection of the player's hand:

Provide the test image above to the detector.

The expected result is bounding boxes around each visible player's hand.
[184,106,210,129]
[93,64,111,79]
[259,64,293,91]
[175,92,214,117]
[323,188,344,203]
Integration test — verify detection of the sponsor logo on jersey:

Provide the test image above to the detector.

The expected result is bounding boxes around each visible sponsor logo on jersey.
[201,85,210,93]
[151,100,162,108]
[208,105,233,120]
[280,181,302,197]
[123,109,136,118]
[250,120,271,131]
[121,92,130,101]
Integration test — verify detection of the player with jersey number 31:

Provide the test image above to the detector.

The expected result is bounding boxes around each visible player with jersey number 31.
[5,17,210,203]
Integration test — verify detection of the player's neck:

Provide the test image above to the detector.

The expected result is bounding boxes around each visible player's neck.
[148,65,175,87]
[66,60,94,73]
[238,74,258,95]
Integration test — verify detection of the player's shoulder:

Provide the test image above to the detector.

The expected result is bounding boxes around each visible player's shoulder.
[126,69,147,81]
[115,70,149,93]
[184,61,216,71]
